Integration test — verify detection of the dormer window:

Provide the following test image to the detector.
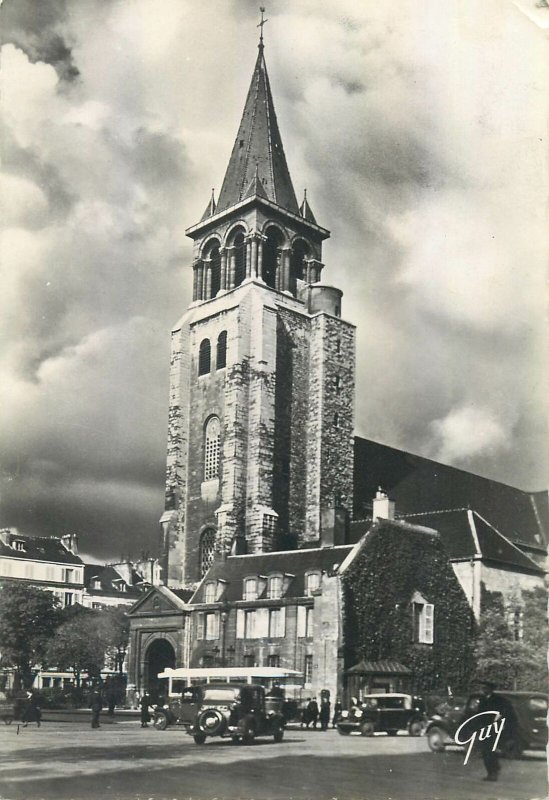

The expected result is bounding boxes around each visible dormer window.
[92,578,101,590]
[204,581,216,604]
[267,574,283,600]
[243,577,258,601]
[304,571,321,597]
[13,540,25,552]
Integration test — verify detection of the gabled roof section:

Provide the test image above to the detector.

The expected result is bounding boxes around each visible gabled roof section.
[191,546,352,604]
[216,44,300,215]
[0,531,83,566]
[126,584,191,616]
[353,437,548,552]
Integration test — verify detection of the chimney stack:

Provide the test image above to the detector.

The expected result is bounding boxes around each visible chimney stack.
[373,488,395,521]
[61,533,79,554]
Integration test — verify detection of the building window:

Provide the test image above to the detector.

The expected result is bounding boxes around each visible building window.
[305,607,313,637]
[200,529,216,577]
[204,581,216,604]
[267,574,282,600]
[13,540,25,551]
[216,331,227,370]
[92,602,102,609]
[205,612,219,640]
[268,608,284,638]
[64,593,74,607]
[334,375,341,394]
[333,412,339,428]
[243,577,258,601]
[64,568,74,583]
[233,232,247,287]
[210,245,221,298]
[204,416,220,480]
[267,654,280,668]
[91,578,101,590]
[198,338,211,375]
[243,653,255,667]
[305,572,320,597]
[42,677,51,688]
[304,654,313,684]
[413,602,434,644]
[336,339,341,354]
[244,610,256,639]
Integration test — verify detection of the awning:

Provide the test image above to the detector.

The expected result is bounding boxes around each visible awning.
[345,660,411,676]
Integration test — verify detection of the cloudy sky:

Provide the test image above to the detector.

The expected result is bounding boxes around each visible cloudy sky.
[1,0,547,562]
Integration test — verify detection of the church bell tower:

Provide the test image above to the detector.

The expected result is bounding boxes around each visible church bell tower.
[160,24,355,588]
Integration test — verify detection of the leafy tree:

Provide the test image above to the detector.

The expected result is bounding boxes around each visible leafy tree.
[45,606,106,687]
[100,605,130,675]
[474,587,547,690]
[0,581,60,690]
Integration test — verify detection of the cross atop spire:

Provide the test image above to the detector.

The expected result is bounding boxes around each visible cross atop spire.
[257,7,268,48]
[215,29,300,215]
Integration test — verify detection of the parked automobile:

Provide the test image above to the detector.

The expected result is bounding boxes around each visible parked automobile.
[426,691,548,758]
[337,693,426,736]
[174,682,286,744]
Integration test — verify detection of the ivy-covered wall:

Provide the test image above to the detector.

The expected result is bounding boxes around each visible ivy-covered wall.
[342,520,475,693]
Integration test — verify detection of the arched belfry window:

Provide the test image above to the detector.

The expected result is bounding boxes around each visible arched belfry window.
[210,245,221,298]
[262,227,283,289]
[204,416,220,480]
[198,339,211,376]
[200,528,216,577]
[216,331,227,370]
[290,239,310,295]
[234,232,246,287]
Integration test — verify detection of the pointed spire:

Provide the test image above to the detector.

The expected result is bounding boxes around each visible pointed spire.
[200,188,217,221]
[242,161,269,201]
[300,189,317,224]
[216,39,299,215]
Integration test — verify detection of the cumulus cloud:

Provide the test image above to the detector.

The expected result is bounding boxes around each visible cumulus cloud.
[0,0,547,559]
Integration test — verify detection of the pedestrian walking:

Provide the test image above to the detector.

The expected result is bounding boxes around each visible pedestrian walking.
[306,697,319,729]
[22,691,41,728]
[332,698,343,728]
[89,688,103,729]
[476,681,515,782]
[319,698,331,731]
[139,691,152,728]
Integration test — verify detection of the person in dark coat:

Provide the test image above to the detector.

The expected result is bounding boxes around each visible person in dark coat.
[319,698,331,731]
[477,682,515,782]
[89,689,103,729]
[22,691,41,727]
[139,692,152,728]
[332,699,343,728]
[306,698,319,729]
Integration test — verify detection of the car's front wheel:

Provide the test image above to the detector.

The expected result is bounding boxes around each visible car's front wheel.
[153,712,168,731]
[273,723,284,743]
[337,726,351,736]
[360,721,376,737]
[408,720,423,737]
[427,726,446,752]
[193,733,206,745]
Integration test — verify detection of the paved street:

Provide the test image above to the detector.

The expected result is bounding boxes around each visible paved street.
[0,720,546,800]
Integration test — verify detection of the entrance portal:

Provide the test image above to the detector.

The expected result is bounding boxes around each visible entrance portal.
[145,639,175,701]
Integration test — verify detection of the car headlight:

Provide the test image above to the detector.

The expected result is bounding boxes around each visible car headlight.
[341,710,349,719]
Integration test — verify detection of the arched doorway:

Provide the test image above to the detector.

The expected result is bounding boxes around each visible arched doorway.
[145,639,175,701]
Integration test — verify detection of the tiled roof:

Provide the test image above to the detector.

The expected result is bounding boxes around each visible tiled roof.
[191,546,353,604]
[353,437,548,552]
[215,44,299,215]
[0,534,82,565]
[350,509,543,575]
[346,660,411,675]
[83,564,142,597]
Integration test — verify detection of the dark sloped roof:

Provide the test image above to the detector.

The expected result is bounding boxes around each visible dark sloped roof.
[353,437,548,552]
[171,588,194,603]
[191,546,352,604]
[472,513,544,573]
[0,534,82,565]
[346,660,411,675]
[83,564,142,598]
[215,44,299,215]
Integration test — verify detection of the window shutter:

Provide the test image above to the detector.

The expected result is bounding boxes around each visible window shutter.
[423,604,434,644]
[255,608,269,638]
[297,605,306,638]
[213,612,220,639]
[196,612,205,640]
[236,609,245,639]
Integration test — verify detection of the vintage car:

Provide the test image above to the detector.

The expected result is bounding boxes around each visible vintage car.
[426,691,548,758]
[164,682,286,744]
[336,693,426,736]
